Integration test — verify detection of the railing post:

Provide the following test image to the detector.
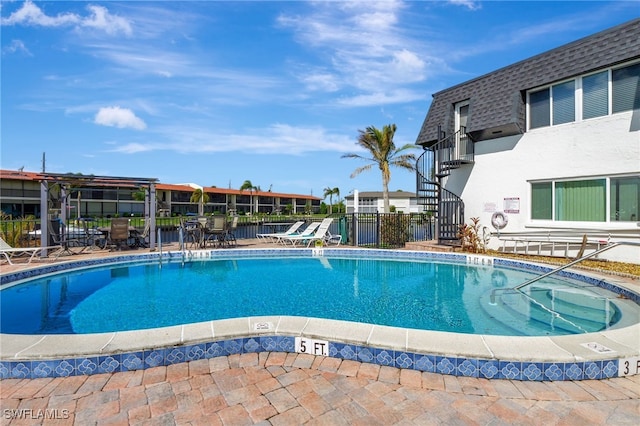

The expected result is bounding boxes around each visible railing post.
[353,191,359,247]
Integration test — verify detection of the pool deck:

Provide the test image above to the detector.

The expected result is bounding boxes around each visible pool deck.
[1,240,639,424]
[2,352,639,425]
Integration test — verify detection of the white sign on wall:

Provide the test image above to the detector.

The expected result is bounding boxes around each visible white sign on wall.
[483,202,497,212]
[504,197,520,214]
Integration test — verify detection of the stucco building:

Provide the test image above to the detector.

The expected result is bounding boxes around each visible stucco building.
[415,19,639,262]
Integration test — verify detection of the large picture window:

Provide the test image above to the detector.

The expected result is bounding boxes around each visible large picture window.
[555,180,605,222]
[531,176,639,223]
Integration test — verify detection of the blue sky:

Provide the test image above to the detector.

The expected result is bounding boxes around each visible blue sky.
[2,1,638,200]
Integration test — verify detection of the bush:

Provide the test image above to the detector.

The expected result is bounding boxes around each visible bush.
[380,214,411,247]
[458,217,489,253]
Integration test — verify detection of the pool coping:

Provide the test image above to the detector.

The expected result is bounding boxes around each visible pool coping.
[1,248,639,381]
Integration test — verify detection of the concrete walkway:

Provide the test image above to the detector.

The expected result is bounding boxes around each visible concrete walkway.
[1,352,638,425]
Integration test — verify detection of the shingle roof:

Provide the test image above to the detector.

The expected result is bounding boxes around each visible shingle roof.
[415,18,640,146]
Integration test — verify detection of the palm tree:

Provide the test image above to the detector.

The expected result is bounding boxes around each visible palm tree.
[190,188,209,216]
[342,124,417,213]
[240,180,258,215]
[323,187,340,214]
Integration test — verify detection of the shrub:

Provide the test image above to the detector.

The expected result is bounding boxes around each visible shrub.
[458,217,489,253]
[380,214,411,247]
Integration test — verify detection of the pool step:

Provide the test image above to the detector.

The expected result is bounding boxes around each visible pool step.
[498,288,615,334]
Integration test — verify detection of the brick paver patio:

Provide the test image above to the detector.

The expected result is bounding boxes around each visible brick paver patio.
[1,352,638,425]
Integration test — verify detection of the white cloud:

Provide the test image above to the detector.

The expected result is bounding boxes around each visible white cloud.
[108,142,153,154]
[1,0,79,27]
[81,5,132,36]
[448,0,482,11]
[1,1,132,36]
[277,1,432,105]
[337,89,424,107]
[2,39,31,55]
[300,72,340,92]
[94,106,146,130]
[108,123,355,155]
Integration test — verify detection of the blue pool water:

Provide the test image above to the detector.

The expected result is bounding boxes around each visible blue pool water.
[1,256,636,336]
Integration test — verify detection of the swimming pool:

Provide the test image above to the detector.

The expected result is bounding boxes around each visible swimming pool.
[1,248,639,381]
[1,254,636,336]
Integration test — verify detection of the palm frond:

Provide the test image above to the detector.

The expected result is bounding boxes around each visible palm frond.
[350,164,373,178]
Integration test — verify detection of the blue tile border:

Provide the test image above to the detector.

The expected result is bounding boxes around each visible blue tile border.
[0,336,626,381]
[1,249,638,381]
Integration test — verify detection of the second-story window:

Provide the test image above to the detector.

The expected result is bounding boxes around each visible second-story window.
[612,62,640,113]
[528,61,639,130]
[582,70,608,119]
[529,88,550,129]
[552,80,575,125]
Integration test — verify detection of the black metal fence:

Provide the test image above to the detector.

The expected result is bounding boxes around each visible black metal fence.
[1,213,434,250]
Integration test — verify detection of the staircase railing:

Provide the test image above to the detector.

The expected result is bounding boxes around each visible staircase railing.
[430,126,473,177]
[416,138,466,245]
[438,187,465,244]
[416,149,437,210]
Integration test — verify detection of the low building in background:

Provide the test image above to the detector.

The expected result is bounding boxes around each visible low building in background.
[0,169,321,218]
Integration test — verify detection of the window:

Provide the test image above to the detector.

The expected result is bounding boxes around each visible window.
[529,80,576,128]
[528,61,639,129]
[552,80,575,125]
[555,179,605,222]
[582,71,608,119]
[529,88,550,129]
[610,176,639,222]
[612,62,640,113]
[531,176,639,223]
[531,182,552,219]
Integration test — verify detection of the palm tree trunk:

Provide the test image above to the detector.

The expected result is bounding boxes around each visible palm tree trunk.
[382,177,390,213]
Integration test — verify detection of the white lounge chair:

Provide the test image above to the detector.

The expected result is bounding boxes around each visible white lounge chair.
[279,218,334,247]
[324,231,342,246]
[256,221,304,241]
[274,221,322,245]
[0,236,54,265]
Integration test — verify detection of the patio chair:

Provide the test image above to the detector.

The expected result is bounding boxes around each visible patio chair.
[256,221,304,241]
[202,215,226,247]
[324,231,342,246]
[81,219,107,250]
[0,236,54,265]
[48,219,78,257]
[108,218,131,251]
[181,217,201,249]
[131,219,150,248]
[223,216,239,247]
[278,219,333,247]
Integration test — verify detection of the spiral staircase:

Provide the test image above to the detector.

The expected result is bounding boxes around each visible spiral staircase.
[416,126,474,246]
